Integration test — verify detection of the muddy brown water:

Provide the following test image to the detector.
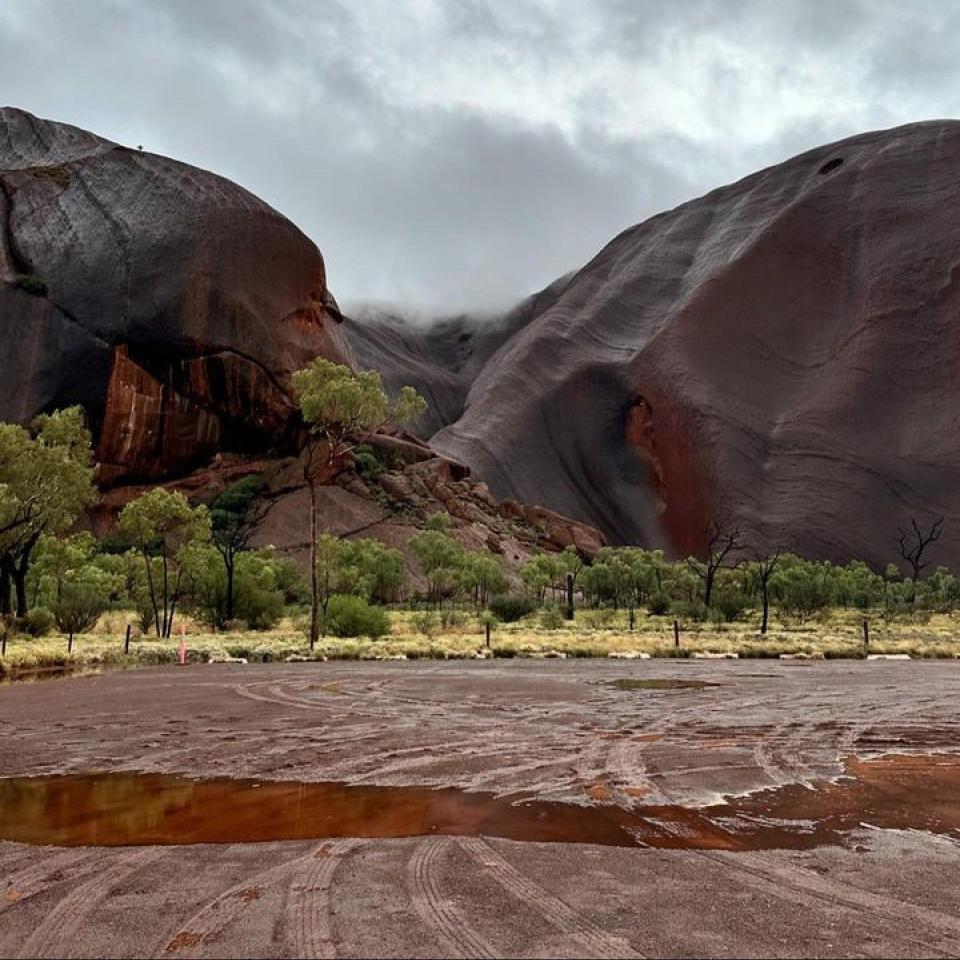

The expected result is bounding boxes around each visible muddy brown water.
[1,754,958,851]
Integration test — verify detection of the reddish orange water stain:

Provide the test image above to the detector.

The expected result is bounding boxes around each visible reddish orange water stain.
[0,753,957,851]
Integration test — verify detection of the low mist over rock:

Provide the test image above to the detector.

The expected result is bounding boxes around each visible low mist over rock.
[349,122,960,569]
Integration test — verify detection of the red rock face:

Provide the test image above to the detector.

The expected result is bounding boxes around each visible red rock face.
[415,122,960,566]
[0,107,351,484]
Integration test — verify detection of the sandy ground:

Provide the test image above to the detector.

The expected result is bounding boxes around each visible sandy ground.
[0,659,959,958]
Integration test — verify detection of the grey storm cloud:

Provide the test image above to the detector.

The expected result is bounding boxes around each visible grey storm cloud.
[1,0,959,314]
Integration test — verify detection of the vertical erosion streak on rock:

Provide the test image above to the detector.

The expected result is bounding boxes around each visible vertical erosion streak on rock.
[95,345,310,486]
[95,346,224,486]
[624,396,712,559]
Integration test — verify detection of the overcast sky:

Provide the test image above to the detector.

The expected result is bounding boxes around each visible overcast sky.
[1,0,958,314]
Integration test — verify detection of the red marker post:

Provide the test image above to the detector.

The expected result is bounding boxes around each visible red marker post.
[178,624,186,666]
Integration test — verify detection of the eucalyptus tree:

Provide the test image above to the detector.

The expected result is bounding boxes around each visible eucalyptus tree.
[0,407,96,616]
[292,358,426,647]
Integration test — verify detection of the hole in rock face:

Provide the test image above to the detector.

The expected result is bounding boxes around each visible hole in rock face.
[818,157,844,175]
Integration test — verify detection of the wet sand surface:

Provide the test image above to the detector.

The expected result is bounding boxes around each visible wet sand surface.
[0,659,958,958]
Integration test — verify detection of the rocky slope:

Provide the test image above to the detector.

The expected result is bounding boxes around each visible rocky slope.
[0,106,350,484]
[348,121,960,569]
[90,438,604,589]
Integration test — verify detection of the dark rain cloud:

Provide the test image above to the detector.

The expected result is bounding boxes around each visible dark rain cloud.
[0,0,957,313]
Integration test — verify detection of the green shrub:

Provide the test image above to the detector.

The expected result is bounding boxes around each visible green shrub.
[440,609,467,629]
[648,594,670,616]
[412,611,439,636]
[710,591,751,624]
[579,608,615,629]
[488,595,536,623]
[539,604,565,630]
[353,445,384,481]
[671,600,708,622]
[325,594,390,639]
[236,581,284,630]
[24,608,55,636]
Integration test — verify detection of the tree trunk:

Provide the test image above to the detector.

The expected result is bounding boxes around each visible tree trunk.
[161,554,169,638]
[13,570,26,618]
[225,554,235,622]
[0,561,11,616]
[309,478,319,650]
[12,534,37,617]
[760,579,769,634]
[140,549,161,637]
[704,567,716,607]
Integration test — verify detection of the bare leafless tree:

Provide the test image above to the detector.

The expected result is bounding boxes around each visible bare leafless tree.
[751,548,783,634]
[687,521,744,607]
[897,516,944,602]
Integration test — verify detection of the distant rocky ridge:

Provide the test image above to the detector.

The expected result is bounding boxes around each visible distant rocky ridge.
[345,121,960,570]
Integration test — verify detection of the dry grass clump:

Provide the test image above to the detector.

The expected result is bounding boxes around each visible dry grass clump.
[3,607,960,679]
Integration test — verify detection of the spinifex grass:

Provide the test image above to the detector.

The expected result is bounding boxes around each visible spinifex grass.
[2,609,959,679]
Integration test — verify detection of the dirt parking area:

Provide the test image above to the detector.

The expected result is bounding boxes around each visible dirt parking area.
[1,659,959,958]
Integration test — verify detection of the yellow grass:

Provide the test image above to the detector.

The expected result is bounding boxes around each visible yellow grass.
[3,607,960,679]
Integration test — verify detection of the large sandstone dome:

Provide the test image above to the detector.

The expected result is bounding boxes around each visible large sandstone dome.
[350,121,960,569]
[0,107,350,483]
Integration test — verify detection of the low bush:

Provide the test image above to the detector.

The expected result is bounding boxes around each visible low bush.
[352,445,384,481]
[579,608,615,629]
[440,609,468,630]
[671,600,709,622]
[647,594,670,616]
[325,594,390,639]
[411,611,439,636]
[539,604,565,630]
[24,608,55,637]
[488,595,536,623]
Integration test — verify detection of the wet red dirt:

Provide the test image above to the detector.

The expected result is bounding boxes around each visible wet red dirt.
[1,659,960,958]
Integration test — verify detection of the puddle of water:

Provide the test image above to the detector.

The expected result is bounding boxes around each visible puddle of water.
[610,678,719,691]
[1,754,957,851]
[0,774,639,848]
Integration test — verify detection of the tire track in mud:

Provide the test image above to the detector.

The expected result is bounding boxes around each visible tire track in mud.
[19,848,163,959]
[0,850,97,914]
[233,680,399,722]
[458,837,643,959]
[642,688,960,959]
[290,839,361,959]
[158,845,324,958]
[602,692,789,805]
[407,837,498,959]
[693,848,960,958]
